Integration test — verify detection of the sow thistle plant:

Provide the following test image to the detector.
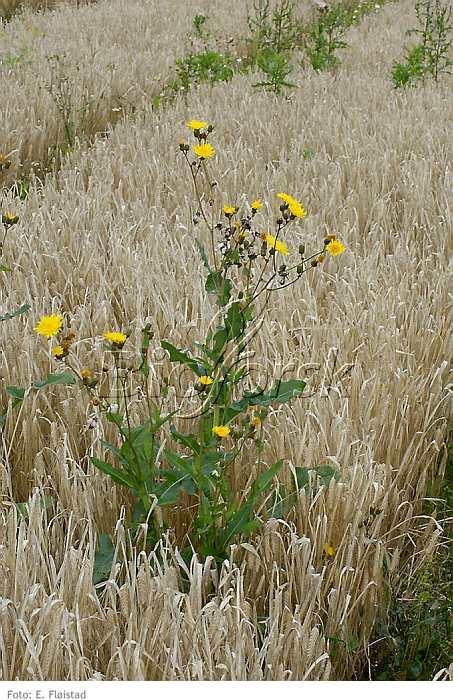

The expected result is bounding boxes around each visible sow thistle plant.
[31,120,346,573]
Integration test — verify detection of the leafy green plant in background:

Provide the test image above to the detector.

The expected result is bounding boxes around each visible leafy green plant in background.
[302,2,350,71]
[253,47,297,93]
[392,0,452,87]
[171,50,236,92]
[247,0,299,55]
[193,13,209,39]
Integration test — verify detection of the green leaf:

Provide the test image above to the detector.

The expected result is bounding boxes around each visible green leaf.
[295,467,310,489]
[205,271,232,306]
[224,378,306,421]
[14,495,54,519]
[170,427,201,454]
[93,534,115,585]
[252,459,284,496]
[105,411,124,430]
[195,239,211,272]
[225,302,244,340]
[221,460,284,546]
[6,385,26,400]
[0,303,30,321]
[314,464,341,486]
[161,340,200,374]
[0,265,12,273]
[91,456,136,489]
[211,325,228,359]
[6,385,26,409]
[33,372,76,389]
[295,464,340,490]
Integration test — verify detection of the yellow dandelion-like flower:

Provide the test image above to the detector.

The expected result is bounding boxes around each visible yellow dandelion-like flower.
[277,192,296,205]
[51,345,65,359]
[326,239,346,257]
[103,331,127,346]
[212,425,231,438]
[251,199,263,211]
[288,200,306,219]
[2,212,19,227]
[192,143,215,159]
[223,204,237,216]
[81,368,94,381]
[265,233,289,256]
[250,415,261,428]
[323,543,335,557]
[186,119,209,131]
[199,375,214,385]
[34,314,63,339]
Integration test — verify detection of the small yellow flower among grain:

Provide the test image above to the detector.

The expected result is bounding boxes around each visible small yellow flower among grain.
[186,119,209,131]
[2,212,19,227]
[192,143,215,159]
[265,233,289,256]
[277,192,295,205]
[288,200,306,219]
[34,314,63,339]
[326,239,346,257]
[323,543,335,557]
[250,415,261,428]
[251,199,263,211]
[51,345,65,359]
[212,425,231,438]
[81,368,94,381]
[223,204,237,216]
[103,331,127,347]
[199,375,214,385]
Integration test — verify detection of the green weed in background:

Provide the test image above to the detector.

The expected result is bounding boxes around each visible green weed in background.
[392,0,452,87]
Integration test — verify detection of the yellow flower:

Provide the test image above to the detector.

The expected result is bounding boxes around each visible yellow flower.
[199,375,214,385]
[51,345,65,359]
[186,119,209,131]
[265,233,289,256]
[34,314,63,339]
[288,200,306,218]
[192,143,215,159]
[326,239,346,257]
[277,192,296,205]
[2,212,19,227]
[103,331,127,347]
[223,204,237,216]
[81,368,94,381]
[323,543,335,557]
[251,199,263,211]
[212,425,231,438]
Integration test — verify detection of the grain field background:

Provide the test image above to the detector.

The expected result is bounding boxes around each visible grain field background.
[0,0,451,682]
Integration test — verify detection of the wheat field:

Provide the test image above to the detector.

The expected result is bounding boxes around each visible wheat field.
[0,0,451,682]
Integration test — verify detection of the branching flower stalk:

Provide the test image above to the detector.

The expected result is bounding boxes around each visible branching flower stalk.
[30,119,346,568]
